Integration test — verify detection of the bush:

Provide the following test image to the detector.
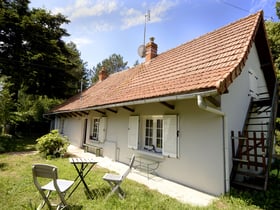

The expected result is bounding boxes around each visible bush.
[36,130,69,158]
[0,134,15,153]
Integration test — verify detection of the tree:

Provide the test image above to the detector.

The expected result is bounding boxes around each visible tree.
[0,76,15,134]
[65,42,90,93]
[0,0,86,99]
[265,2,280,78]
[91,54,128,83]
[0,0,88,135]
[265,2,280,154]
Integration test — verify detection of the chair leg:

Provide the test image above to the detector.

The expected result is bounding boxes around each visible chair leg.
[37,190,52,210]
[105,181,125,199]
[117,187,125,199]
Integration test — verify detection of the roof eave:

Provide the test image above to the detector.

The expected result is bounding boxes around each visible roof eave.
[45,89,218,115]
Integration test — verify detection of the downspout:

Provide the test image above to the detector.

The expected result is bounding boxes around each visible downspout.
[197,95,230,193]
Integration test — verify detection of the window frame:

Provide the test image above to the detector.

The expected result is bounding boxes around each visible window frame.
[128,115,178,158]
[142,115,163,153]
[90,118,100,141]
[90,117,107,142]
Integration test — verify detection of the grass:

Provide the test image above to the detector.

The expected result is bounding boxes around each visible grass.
[0,137,280,209]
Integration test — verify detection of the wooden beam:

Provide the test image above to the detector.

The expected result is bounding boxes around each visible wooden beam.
[94,110,106,115]
[160,101,175,110]
[107,108,118,113]
[122,106,135,112]
[75,112,83,117]
[81,111,89,116]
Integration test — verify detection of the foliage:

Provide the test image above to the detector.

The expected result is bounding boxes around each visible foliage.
[275,130,280,154]
[0,83,62,136]
[0,0,90,136]
[90,53,128,83]
[36,130,69,158]
[0,0,87,99]
[0,76,16,134]
[266,2,280,153]
[16,91,62,122]
[0,134,15,153]
[265,20,280,78]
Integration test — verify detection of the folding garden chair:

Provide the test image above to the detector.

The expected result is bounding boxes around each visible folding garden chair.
[103,154,135,199]
[32,164,74,210]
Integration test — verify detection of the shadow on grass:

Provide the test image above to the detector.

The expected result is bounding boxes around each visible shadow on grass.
[0,162,8,171]
[68,205,83,210]
[230,173,280,210]
[14,136,37,152]
[88,187,111,200]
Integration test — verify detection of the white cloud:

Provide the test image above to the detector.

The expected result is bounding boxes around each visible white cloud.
[53,0,119,20]
[70,37,93,48]
[121,8,144,29]
[121,0,179,30]
[93,21,115,32]
[49,0,180,31]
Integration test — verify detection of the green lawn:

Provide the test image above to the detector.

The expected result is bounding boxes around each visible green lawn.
[0,137,280,209]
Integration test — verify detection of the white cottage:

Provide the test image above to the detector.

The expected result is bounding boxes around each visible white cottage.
[46,11,277,196]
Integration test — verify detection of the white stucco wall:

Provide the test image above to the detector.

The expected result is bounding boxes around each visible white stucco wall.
[63,117,83,147]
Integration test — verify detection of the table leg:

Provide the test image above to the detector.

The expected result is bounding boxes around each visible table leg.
[67,163,95,200]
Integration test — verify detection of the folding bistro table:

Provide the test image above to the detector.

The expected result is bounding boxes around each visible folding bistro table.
[68,157,98,199]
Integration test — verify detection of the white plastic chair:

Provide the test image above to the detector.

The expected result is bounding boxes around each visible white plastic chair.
[103,154,135,199]
[32,164,74,210]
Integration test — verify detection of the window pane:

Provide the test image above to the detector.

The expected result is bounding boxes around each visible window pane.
[145,119,153,146]
[156,119,163,148]
[92,118,100,140]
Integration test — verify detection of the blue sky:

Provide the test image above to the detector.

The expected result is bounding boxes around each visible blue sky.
[30,0,278,69]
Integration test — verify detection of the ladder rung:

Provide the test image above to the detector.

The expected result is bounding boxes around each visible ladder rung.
[233,158,248,163]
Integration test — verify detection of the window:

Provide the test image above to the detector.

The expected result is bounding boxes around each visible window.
[59,119,64,134]
[143,117,163,152]
[128,115,178,158]
[156,119,163,149]
[91,118,100,141]
[90,117,107,142]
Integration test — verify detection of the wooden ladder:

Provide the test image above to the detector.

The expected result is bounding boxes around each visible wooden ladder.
[231,130,268,190]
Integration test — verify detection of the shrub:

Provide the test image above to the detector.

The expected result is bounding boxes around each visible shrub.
[36,130,69,158]
[0,134,15,153]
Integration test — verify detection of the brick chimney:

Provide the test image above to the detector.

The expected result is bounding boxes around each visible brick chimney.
[98,67,108,81]
[145,37,158,62]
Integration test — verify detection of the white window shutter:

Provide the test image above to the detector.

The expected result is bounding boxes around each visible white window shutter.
[163,115,178,158]
[128,116,139,149]
[98,117,107,142]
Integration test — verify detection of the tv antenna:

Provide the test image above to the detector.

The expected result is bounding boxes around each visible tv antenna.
[138,10,150,58]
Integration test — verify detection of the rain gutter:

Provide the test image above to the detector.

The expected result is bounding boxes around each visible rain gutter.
[197,95,230,193]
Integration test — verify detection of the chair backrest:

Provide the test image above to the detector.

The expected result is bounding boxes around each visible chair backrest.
[32,164,58,209]
[121,154,135,179]
[32,164,58,179]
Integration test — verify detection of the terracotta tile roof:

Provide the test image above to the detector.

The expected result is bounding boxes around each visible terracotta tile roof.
[49,11,273,113]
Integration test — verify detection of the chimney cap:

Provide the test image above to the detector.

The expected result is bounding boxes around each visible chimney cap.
[149,37,155,42]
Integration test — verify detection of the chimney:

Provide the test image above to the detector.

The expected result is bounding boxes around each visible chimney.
[145,37,158,62]
[98,67,108,82]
